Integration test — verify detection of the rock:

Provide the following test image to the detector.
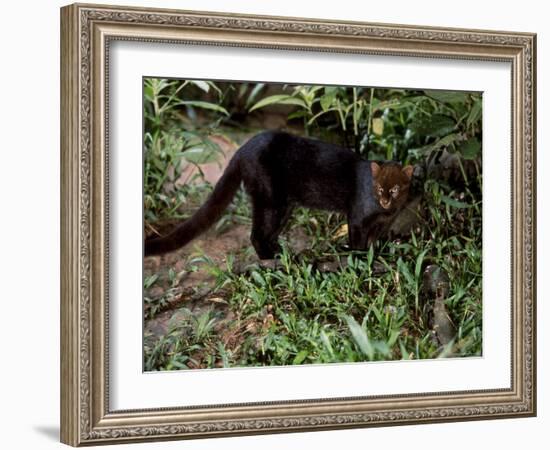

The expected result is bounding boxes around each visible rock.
[316,257,348,273]
[422,264,456,347]
[372,261,388,275]
[422,264,450,297]
[433,299,456,346]
[148,286,164,298]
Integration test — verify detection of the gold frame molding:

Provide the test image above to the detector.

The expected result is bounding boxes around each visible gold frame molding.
[60,3,536,446]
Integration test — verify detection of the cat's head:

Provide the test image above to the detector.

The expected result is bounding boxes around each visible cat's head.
[371,162,414,210]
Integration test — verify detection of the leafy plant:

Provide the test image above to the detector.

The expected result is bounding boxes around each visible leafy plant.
[143,78,229,226]
[248,84,482,168]
[143,81,483,371]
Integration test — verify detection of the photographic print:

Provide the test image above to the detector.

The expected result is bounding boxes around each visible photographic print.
[143,79,483,371]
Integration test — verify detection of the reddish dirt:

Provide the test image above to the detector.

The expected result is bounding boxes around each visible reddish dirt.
[143,131,258,341]
[143,217,321,342]
[176,134,242,187]
[144,223,254,337]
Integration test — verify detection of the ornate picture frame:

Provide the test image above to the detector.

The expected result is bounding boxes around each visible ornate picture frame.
[60,3,536,446]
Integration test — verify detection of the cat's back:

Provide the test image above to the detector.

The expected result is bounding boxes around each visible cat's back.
[233,130,360,210]
[246,130,357,166]
[237,130,359,188]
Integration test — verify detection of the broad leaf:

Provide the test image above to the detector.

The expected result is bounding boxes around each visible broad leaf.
[143,84,154,103]
[176,100,229,116]
[249,95,308,112]
[144,274,159,289]
[424,90,468,104]
[458,137,481,160]
[441,195,471,209]
[245,83,266,109]
[320,90,338,111]
[251,271,266,287]
[293,350,309,365]
[180,146,219,164]
[371,99,404,112]
[408,133,461,158]
[397,258,415,287]
[410,114,456,138]
[188,80,210,92]
[345,315,374,360]
[466,99,482,128]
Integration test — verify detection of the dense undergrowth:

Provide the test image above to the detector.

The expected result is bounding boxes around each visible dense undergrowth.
[143,79,482,371]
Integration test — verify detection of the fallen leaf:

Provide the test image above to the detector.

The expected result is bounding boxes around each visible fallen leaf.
[332,224,348,240]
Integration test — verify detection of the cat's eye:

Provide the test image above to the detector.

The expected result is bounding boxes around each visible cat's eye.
[390,185,400,197]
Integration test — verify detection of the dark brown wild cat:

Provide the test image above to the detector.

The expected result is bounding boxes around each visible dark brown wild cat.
[145,131,413,259]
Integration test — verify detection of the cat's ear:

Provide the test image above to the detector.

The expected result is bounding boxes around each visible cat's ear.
[402,165,414,179]
[371,162,381,178]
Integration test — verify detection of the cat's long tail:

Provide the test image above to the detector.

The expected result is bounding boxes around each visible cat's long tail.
[144,154,242,256]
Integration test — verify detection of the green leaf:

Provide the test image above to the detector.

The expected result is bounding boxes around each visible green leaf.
[251,271,266,287]
[144,84,154,103]
[458,137,481,160]
[415,249,429,280]
[168,358,189,369]
[410,114,456,138]
[399,340,411,360]
[424,90,468,104]
[320,90,337,111]
[387,329,400,348]
[320,331,334,357]
[180,146,219,164]
[176,100,229,116]
[345,315,374,360]
[249,95,308,112]
[433,132,461,148]
[288,110,309,121]
[306,109,334,126]
[371,306,383,325]
[293,350,308,365]
[188,80,210,92]
[397,258,415,287]
[144,274,159,289]
[373,341,391,356]
[467,99,482,128]
[441,195,471,209]
[408,133,461,159]
[371,99,404,112]
[245,83,266,108]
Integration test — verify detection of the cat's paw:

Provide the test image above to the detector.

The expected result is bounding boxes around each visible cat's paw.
[258,258,283,270]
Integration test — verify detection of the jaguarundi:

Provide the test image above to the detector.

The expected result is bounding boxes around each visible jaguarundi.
[145,130,414,260]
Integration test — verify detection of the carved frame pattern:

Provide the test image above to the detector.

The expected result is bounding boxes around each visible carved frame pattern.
[60,3,536,446]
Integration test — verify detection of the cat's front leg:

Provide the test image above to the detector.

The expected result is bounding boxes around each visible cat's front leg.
[347,218,368,250]
[348,203,382,250]
[365,213,395,247]
[366,222,382,247]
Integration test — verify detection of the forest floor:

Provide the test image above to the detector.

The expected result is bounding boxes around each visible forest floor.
[144,222,314,369]
[143,130,482,371]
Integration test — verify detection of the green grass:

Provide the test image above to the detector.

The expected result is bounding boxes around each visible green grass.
[143,176,482,371]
